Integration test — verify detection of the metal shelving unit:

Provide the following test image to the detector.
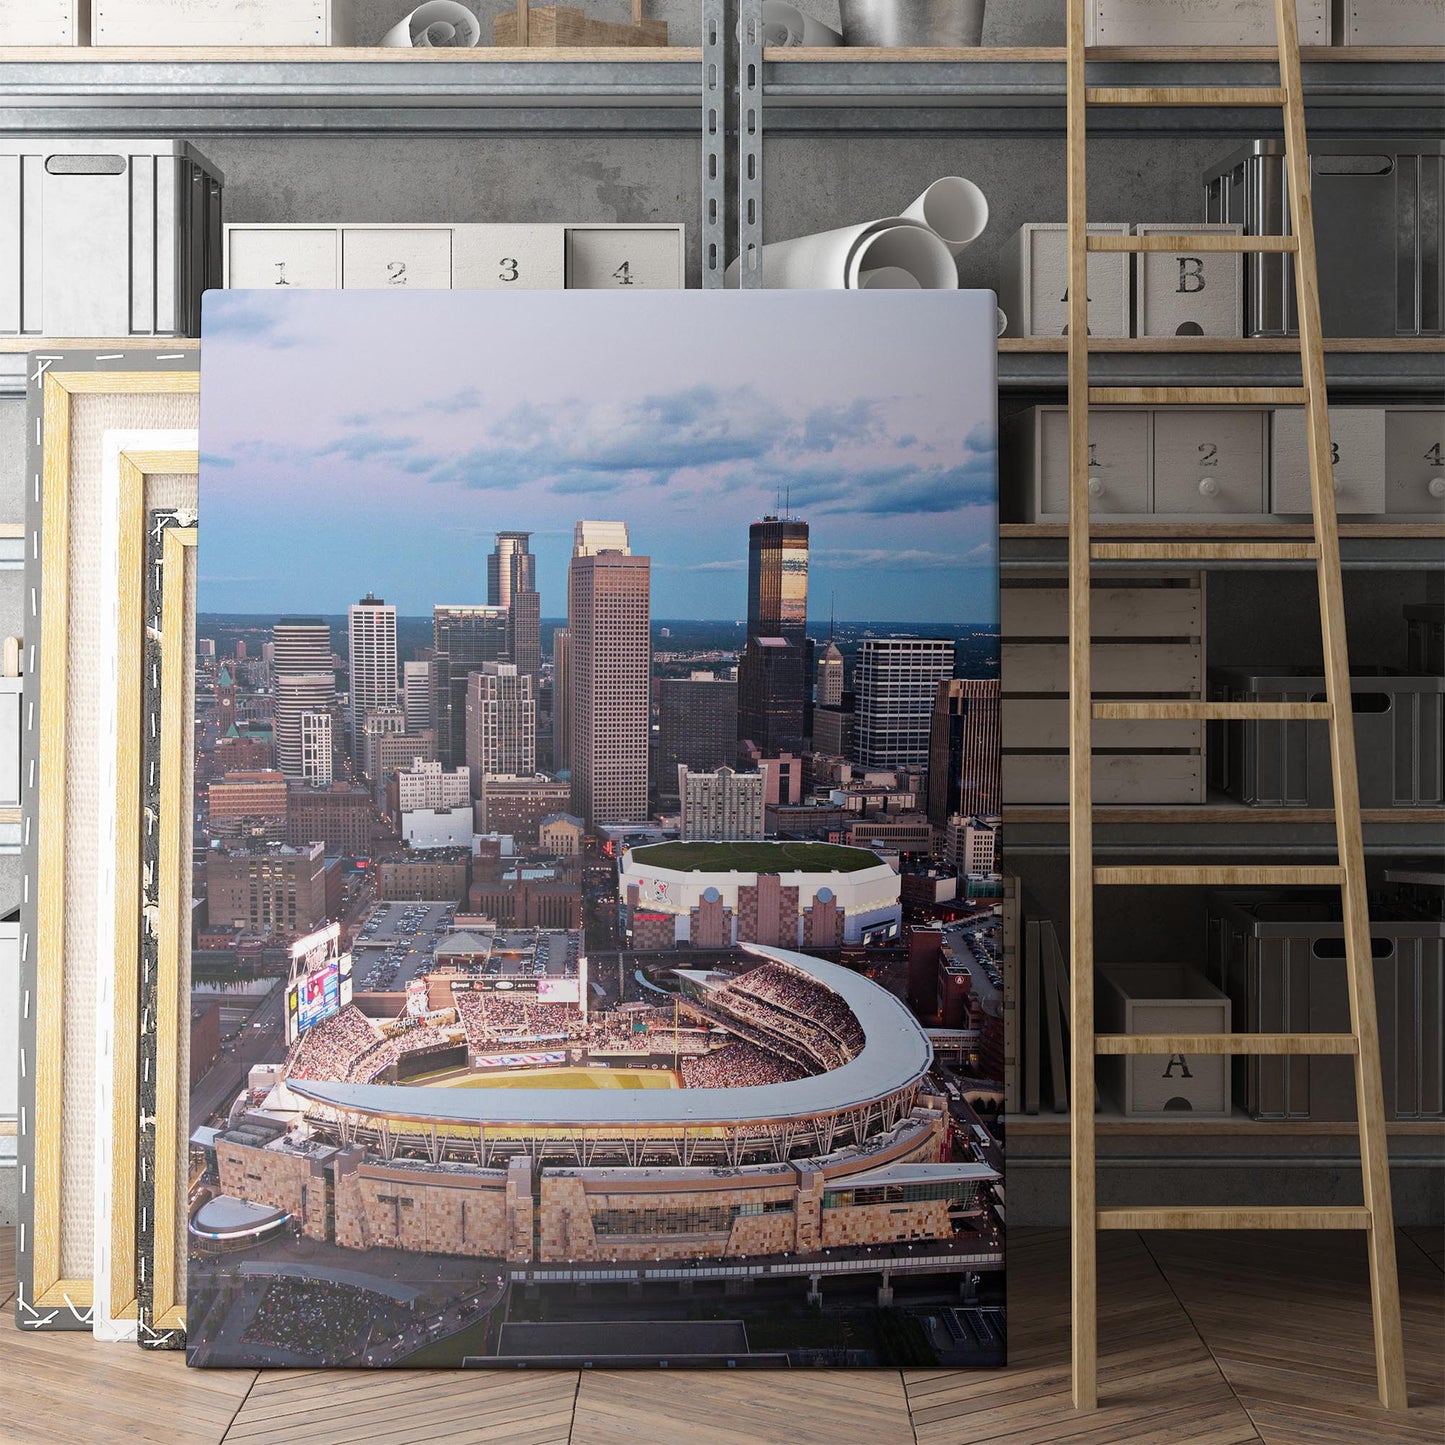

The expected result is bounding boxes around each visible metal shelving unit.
[759,47,1445,134]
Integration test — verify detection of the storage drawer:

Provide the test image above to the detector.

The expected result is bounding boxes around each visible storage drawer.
[1134,222,1243,339]
[1003,752,1204,805]
[1098,965,1231,1119]
[1089,0,1328,43]
[1333,0,1444,43]
[0,0,85,42]
[1002,698,1201,752]
[1003,641,1203,695]
[93,0,354,44]
[1270,406,1387,515]
[1151,408,1266,516]
[1031,407,1150,519]
[1383,407,1445,514]
[226,226,340,290]
[453,225,566,289]
[1405,604,1444,675]
[565,225,684,289]
[996,223,1131,339]
[0,139,223,338]
[341,228,452,290]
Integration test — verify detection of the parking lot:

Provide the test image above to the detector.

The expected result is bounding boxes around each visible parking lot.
[353,901,458,992]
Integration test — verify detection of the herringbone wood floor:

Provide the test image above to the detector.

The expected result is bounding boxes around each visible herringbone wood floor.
[2,1226,1440,1445]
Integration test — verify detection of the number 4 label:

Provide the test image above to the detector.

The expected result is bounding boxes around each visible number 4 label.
[613,261,635,286]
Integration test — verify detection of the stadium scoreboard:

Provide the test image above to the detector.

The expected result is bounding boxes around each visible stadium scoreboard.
[284,922,352,1044]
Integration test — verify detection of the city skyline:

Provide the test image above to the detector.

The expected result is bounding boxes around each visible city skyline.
[198,289,999,623]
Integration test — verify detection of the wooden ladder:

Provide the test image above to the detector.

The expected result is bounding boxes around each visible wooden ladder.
[1064,0,1407,1412]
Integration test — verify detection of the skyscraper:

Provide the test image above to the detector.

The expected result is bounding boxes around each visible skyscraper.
[816,635,844,708]
[654,672,737,802]
[272,617,334,780]
[431,604,509,767]
[927,678,1002,827]
[551,627,571,774]
[854,638,956,771]
[487,531,535,609]
[508,586,541,684]
[299,710,334,786]
[402,659,433,733]
[465,662,536,794]
[568,522,650,828]
[679,766,764,841]
[361,704,405,780]
[348,593,397,760]
[736,516,810,762]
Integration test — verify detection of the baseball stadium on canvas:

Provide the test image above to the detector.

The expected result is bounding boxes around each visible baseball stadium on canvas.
[199,940,998,1281]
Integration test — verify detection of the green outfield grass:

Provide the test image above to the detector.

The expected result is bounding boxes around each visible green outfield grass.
[628,839,880,874]
[450,1067,679,1091]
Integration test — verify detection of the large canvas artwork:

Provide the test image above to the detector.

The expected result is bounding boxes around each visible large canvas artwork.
[186,289,1004,1369]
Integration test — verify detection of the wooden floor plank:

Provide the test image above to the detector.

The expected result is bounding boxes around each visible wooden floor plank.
[3,1225,1439,1444]
[1143,1230,1445,1445]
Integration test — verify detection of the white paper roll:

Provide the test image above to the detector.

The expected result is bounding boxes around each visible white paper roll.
[382,1,482,47]
[997,306,1008,336]
[858,266,922,289]
[761,2,844,46]
[725,217,958,290]
[902,176,989,255]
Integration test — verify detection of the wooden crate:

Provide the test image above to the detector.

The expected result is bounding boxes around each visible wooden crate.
[494,0,667,46]
[1001,574,1206,806]
[93,0,354,45]
[0,0,86,43]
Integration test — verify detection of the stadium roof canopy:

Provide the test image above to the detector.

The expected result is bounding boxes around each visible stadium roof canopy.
[627,839,884,874]
[289,944,933,1128]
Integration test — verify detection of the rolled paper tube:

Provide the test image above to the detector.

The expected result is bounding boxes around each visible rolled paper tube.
[901,176,990,255]
[761,1,844,45]
[381,1,482,47]
[997,306,1008,336]
[845,222,958,290]
[858,266,923,289]
[725,217,958,290]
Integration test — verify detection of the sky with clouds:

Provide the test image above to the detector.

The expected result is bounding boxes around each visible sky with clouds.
[199,288,998,623]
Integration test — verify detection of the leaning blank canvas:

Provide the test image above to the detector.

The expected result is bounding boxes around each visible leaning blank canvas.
[188,289,1004,1370]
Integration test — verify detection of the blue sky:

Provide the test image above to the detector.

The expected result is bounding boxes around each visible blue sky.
[198,288,999,623]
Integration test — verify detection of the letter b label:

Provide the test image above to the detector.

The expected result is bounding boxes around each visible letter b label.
[1176,257,1206,295]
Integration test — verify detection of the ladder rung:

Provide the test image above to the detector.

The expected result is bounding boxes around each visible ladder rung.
[1097,1207,1371,1232]
[1095,1033,1358,1057]
[1092,701,1331,721]
[1086,86,1287,107]
[1088,387,1309,405]
[1090,542,1320,562]
[1094,866,1345,886]
[1087,234,1297,253]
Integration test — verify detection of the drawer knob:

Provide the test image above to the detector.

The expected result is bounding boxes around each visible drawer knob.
[1197,477,1219,498]
[1087,474,1105,498]
[1429,476,1445,500]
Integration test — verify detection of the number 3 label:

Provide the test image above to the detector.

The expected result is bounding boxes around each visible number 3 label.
[499,258,519,283]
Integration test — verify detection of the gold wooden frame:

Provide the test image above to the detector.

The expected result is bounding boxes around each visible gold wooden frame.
[27,370,198,1315]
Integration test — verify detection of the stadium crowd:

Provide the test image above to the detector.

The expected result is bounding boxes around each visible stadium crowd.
[286,1006,379,1082]
[681,1041,804,1089]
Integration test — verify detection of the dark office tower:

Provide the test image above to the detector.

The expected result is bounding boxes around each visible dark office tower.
[487,531,536,610]
[736,515,809,762]
[508,587,542,684]
[654,673,738,803]
[551,627,572,774]
[927,677,1002,828]
[568,523,650,829]
[431,604,509,768]
[272,617,334,781]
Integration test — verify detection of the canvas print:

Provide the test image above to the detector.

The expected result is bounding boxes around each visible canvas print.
[186,288,1004,1369]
